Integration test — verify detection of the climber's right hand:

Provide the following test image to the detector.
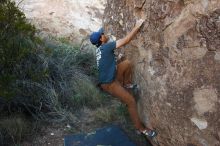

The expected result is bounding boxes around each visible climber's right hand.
[116,18,145,49]
[135,19,145,28]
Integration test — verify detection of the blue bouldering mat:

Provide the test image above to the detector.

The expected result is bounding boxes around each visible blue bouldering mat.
[64,125,136,146]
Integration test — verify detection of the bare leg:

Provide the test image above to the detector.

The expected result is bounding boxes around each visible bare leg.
[116,59,132,86]
[101,81,149,131]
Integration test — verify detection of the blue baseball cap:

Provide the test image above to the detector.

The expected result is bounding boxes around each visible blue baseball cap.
[90,28,104,46]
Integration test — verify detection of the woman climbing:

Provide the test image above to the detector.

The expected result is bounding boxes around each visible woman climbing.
[89,19,157,139]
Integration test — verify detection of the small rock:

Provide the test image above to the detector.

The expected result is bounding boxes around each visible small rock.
[166,102,172,107]
[50,133,54,136]
[49,12,55,15]
[120,13,124,18]
[191,117,208,130]
[119,20,123,26]
[66,124,71,128]
[214,51,220,61]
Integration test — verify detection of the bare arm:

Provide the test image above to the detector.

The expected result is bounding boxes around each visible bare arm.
[116,19,144,49]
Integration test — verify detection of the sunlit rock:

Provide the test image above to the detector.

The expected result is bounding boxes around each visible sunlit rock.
[104,0,220,145]
[14,0,106,43]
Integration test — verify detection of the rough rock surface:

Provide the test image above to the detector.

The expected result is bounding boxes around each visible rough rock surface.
[14,0,106,44]
[104,0,220,145]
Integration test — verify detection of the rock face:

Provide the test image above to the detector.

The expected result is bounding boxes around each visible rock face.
[104,0,220,145]
[15,0,106,43]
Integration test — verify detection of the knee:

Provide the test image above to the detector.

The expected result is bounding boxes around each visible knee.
[123,59,132,68]
[124,59,131,65]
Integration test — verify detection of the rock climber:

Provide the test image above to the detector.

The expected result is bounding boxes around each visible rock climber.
[89,19,157,138]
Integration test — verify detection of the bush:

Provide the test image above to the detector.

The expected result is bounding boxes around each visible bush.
[41,38,104,110]
[95,107,115,123]
[0,0,36,99]
[0,115,32,146]
[70,78,107,109]
[0,0,105,123]
[0,0,62,122]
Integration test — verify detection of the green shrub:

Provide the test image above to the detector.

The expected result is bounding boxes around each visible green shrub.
[116,104,128,116]
[95,107,115,123]
[0,116,32,146]
[0,0,104,124]
[0,0,37,99]
[70,78,107,109]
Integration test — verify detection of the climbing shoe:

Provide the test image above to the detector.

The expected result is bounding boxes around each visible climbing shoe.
[141,129,157,139]
[124,84,139,90]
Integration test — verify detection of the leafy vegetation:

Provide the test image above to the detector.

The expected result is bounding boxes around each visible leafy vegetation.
[0,115,33,146]
[0,0,36,99]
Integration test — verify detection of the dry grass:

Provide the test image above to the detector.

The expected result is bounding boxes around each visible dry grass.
[0,115,33,146]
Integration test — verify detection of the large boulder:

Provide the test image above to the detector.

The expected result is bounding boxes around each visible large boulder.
[104,0,220,145]
[15,0,106,44]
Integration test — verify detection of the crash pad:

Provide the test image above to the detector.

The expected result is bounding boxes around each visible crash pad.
[64,125,136,146]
